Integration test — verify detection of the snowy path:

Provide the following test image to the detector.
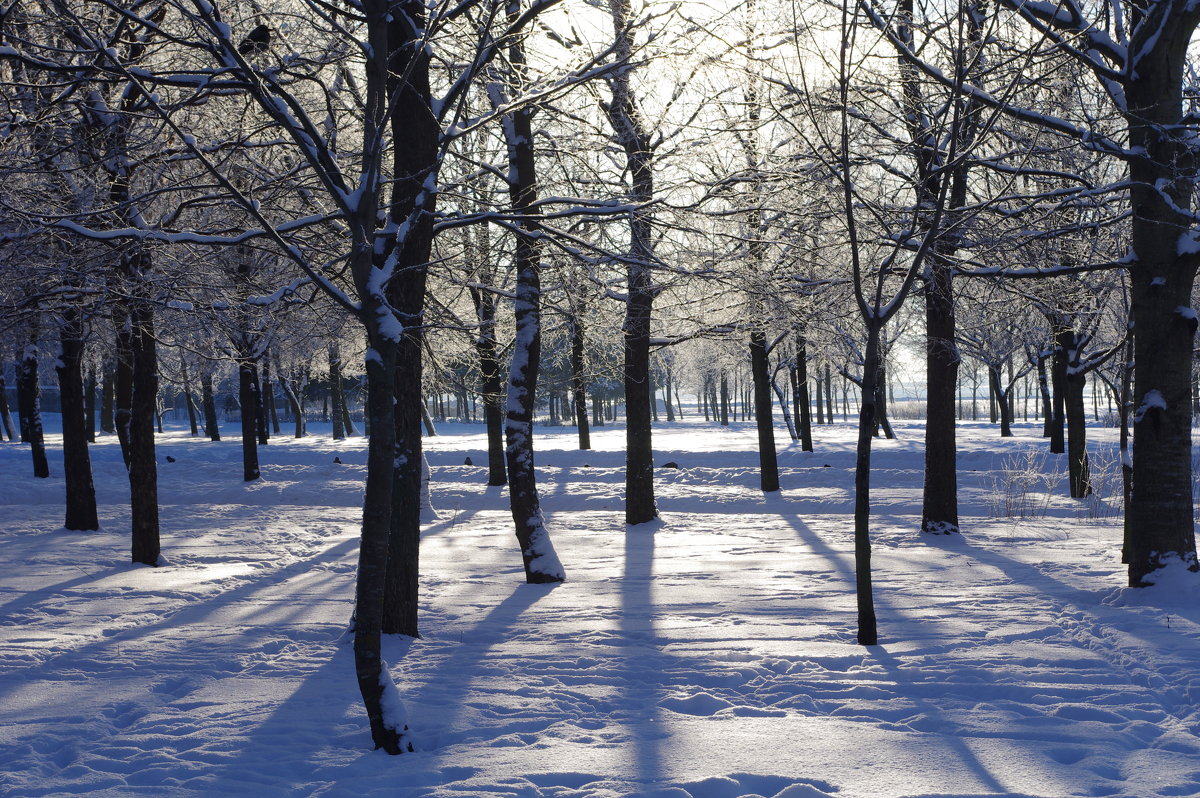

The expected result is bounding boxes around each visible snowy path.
[3,421,1200,797]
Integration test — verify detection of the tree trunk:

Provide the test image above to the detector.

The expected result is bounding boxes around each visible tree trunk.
[57,307,99,530]
[355,324,410,754]
[922,258,959,534]
[180,358,199,436]
[238,358,261,482]
[0,372,17,441]
[494,30,566,580]
[100,359,116,434]
[570,313,591,451]
[85,368,97,443]
[18,336,50,479]
[1122,51,1200,583]
[201,368,220,441]
[127,293,160,566]
[854,324,881,646]
[1036,351,1053,437]
[989,366,1014,438]
[330,346,345,440]
[720,372,730,426]
[796,335,813,451]
[264,355,281,434]
[1065,361,1091,498]
[1050,333,1067,454]
[750,325,779,492]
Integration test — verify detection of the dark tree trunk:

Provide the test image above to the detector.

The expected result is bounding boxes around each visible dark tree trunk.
[100,360,116,434]
[606,0,658,527]
[264,356,281,435]
[127,293,160,566]
[57,308,99,530]
[85,368,97,443]
[825,365,835,423]
[750,325,779,492]
[114,312,133,469]
[475,291,507,485]
[719,372,730,426]
[796,335,813,451]
[201,369,220,441]
[1036,351,1053,437]
[355,323,409,754]
[180,358,199,436]
[921,258,960,534]
[570,314,591,451]
[330,347,345,440]
[873,366,895,439]
[238,359,261,482]
[988,366,1014,438]
[854,325,881,646]
[280,373,306,438]
[1050,332,1068,454]
[382,3,439,638]
[1065,361,1091,498]
[0,372,17,441]
[18,337,50,479]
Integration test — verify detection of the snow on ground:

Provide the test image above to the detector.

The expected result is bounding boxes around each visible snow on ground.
[3,415,1200,798]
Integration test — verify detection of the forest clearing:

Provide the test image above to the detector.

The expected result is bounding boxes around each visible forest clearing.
[3,416,1199,798]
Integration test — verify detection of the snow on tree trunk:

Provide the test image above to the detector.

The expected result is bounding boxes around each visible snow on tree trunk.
[17,334,49,479]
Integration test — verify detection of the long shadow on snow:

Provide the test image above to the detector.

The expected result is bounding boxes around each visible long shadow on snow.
[781,511,1010,793]
[413,580,560,754]
[621,519,668,786]
[0,534,360,701]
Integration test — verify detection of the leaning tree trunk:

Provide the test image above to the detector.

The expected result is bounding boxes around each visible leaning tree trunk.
[989,366,1013,438]
[750,324,780,492]
[57,306,99,530]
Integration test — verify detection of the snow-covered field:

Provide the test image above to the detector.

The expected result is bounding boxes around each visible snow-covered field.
[3,415,1200,798]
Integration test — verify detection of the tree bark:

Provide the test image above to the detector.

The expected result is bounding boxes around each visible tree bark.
[570,312,591,450]
[796,334,813,451]
[750,325,780,491]
[18,335,50,479]
[238,358,261,482]
[921,257,960,534]
[180,358,199,436]
[100,359,115,434]
[854,324,881,646]
[0,372,16,442]
[57,307,99,530]
[330,346,345,440]
[200,368,220,441]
